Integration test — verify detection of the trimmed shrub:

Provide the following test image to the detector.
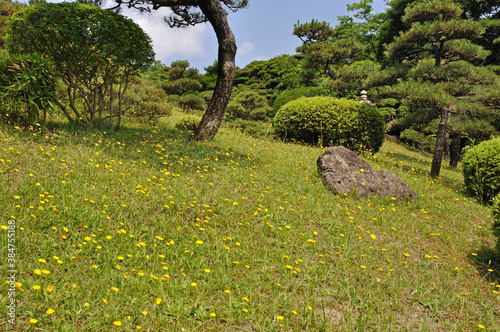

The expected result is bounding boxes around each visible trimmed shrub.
[462,136,500,202]
[492,194,500,252]
[274,96,385,153]
[272,87,322,113]
[175,115,201,131]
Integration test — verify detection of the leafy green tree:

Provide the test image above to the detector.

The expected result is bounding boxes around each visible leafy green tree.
[6,3,155,128]
[385,0,496,177]
[294,20,365,97]
[111,0,249,140]
[375,0,416,61]
[456,0,500,66]
[0,0,26,49]
[333,0,385,60]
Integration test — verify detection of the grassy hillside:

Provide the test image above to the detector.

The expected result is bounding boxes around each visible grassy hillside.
[0,116,498,331]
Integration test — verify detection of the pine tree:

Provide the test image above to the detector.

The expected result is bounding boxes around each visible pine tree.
[385,0,497,177]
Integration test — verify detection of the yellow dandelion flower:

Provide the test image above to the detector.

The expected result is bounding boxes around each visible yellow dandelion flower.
[156,298,162,305]
[29,318,38,324]
[34,269,42,275]
[33,285,41,290]
[46,308,55,315]
[277,316,284,320]
[195,240,203,245]
[46,285,54,293]
[224,290,231,294]
[191,282,197,287]
[113,321,122,326]
[38,259,46,263]
[210,313,216,317]
[141,311,147,316]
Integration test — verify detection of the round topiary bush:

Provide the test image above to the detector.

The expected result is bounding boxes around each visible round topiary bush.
[462,136,500,202]
[273,96,385,153]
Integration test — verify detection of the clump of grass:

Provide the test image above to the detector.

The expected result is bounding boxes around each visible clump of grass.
[0,118,499,331]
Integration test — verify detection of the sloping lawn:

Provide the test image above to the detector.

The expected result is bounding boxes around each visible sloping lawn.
[0,118,498,331]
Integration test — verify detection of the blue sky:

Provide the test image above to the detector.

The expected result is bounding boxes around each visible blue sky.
[21,0,388,71]
[129,0,388,71]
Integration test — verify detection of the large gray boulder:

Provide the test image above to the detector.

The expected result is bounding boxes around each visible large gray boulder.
[317,146,417,200]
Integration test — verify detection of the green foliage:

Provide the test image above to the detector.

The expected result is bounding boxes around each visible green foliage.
[123,76,172,121]
[178,93,207,112]
[463,136,500,202]
[234,54,304,91]
[225,118,275,137]
[492,193,500,252]
[6,2,155,127]
[0,0,26,49]
[400,128,436,152]
[274,96,384,152]
[272,87,322,112]
[175,114,201,131]
[156,60,202,96]
[0,54,55,127]
[320,60,381,99]
[225,88,272,121]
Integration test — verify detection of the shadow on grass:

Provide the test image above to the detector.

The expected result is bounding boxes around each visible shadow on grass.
[40,119,261,175]
[469,246,500,284]
[377,148,466,194]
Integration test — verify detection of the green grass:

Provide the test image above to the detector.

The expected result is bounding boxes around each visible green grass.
[0,115,499,331]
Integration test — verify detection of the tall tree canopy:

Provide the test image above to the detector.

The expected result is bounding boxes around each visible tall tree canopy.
[384,0,496,177]
[111,0,248,140]
[6,2,155,128]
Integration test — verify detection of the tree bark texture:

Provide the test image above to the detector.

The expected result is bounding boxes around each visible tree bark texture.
[430,107,452,178]
[192,0,236,141]
[449,134,461,168]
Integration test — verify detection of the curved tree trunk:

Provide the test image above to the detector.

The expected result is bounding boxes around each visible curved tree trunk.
[430,107,452,178]
[192,0,236,141]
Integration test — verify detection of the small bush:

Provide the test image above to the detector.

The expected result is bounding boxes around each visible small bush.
[0,54,56,127]
[175,115,201,131]
[492,194,500,252]
[225,88,272,121]
[462,136,500,202]
[178,93,207,112]
[400,128,436,152]
[225,119,275,137]
[274,96,385,153]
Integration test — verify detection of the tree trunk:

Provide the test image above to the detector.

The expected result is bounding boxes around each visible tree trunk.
[191,0,236,141]
[443,131,450,160]
[449,134,461,168]
[430,107,452,178]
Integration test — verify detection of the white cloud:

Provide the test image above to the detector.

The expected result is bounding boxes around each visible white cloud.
[120,7,210,64]
[238,41,255,55]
